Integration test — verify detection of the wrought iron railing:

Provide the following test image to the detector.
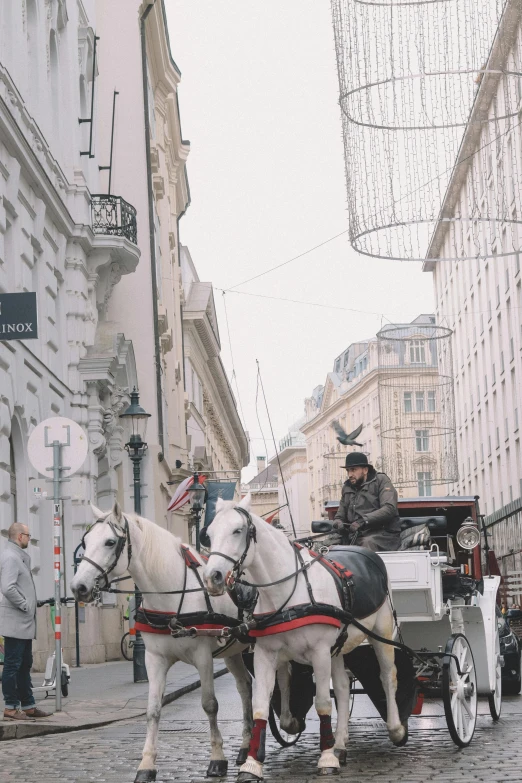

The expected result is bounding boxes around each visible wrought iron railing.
[91,195,137,245]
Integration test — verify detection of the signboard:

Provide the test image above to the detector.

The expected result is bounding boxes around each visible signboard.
[0,292,38,341]
[28,417,88,477]
[204,481,237,526]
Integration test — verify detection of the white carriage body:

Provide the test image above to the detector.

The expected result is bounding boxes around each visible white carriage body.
[380,550,501,696]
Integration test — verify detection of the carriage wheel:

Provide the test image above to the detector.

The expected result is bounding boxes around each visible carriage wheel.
[487,631,502,721]
[442,634,477,747]
[268,704,303,747]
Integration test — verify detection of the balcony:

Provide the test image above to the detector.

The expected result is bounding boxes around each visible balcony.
[87,194,140,319]
[91,195,137,245]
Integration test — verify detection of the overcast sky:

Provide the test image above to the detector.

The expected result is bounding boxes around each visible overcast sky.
[165,1,435,481]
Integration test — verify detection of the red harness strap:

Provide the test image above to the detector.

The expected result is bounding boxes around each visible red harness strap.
[249,614,341,637]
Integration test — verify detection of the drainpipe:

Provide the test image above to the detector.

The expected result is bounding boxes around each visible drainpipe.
[140,0,164,459]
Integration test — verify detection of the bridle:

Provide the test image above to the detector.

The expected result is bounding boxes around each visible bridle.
[208,506,257,582]
[80,515,132,596]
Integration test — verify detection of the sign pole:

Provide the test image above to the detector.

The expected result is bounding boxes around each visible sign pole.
[48,432,67,713]
[28,417,89,711]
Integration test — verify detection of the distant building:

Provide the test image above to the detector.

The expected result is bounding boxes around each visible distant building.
[301,315,452,521]
[276,422,310,536]
[244,456,280,522]
[180,245,249,539]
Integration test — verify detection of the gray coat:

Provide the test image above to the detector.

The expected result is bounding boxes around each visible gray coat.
[334,468,401,552]
[0,541,37,639]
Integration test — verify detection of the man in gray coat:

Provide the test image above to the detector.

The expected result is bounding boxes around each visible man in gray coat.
[333,453,401,552]
[0,523,51,720]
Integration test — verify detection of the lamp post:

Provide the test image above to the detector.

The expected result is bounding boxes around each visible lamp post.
[187,473,206,551]
[119,387,150,683]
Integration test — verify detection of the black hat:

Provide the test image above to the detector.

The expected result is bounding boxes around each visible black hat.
[344,452,372,469]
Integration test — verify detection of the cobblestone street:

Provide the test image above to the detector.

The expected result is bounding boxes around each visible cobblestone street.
[1,673,521,783]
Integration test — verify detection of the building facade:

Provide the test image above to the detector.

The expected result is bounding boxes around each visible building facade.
[276,424,310,536]
[180,245,249,533]
[244,456,280,522]
[301,316,451,521]
[423,3,522,523]
[0,0,141,665]
[423,1,522,583]
[0,0,246,664]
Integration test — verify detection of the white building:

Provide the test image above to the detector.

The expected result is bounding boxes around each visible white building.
[276,423,310,536]
[424,1,522,526]
[0,0,142,664]
[301,316,453,521]
[0,0,246,664]
[180,245,249,520]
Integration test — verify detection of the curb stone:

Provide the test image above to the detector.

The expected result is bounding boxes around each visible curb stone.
[0,667,228,741]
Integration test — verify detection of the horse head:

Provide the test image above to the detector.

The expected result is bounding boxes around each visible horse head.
[203,492,255,596]
[71,501,130,602]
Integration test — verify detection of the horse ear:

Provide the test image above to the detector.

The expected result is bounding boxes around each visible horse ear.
[90,503,105,520]
[112,501,123,524]
[238,492,251,511]
[216,497,226,513]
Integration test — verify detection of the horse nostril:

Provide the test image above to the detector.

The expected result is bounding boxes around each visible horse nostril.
[76,583,88,596]
[211,570,224,585]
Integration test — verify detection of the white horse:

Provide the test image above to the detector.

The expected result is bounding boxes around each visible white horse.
[70,502,253,782]
[204,494,405,782]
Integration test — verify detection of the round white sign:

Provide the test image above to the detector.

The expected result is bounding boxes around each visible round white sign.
[28,417,89,477]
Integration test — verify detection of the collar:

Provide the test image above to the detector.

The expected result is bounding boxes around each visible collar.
[6,540,30,562]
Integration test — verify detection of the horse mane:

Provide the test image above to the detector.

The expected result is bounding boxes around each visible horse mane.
[130,513,183,582]
[217,501,292,547]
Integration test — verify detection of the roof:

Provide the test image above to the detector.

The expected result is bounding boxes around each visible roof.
[247,464,279,486]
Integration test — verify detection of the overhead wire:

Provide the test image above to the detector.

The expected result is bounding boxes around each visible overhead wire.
[256,359,296,538]
[222,115,522,292]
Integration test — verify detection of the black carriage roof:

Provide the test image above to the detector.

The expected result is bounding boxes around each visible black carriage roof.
[398,496,477,505]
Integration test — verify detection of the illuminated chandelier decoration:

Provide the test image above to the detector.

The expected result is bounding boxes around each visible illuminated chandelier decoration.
[331,0,522,261]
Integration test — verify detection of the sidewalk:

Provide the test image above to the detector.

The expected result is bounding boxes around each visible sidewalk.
[0,658,228,741]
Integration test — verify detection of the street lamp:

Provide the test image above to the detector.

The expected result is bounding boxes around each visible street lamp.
[119,387,150,683]
[187,473,206,551]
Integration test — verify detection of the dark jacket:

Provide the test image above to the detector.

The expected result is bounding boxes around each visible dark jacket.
[0,541,37,639]
[334,468,401,551]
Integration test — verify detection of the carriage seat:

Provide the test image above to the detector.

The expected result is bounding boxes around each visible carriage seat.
[400,515,447,533]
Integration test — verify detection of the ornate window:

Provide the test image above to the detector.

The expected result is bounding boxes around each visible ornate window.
[409,340,426,363]
[415,430,429,452]
[417,471,432,497]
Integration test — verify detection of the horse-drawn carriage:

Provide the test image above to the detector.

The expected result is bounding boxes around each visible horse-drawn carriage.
[264,495,502,751]
[72,493,502,782]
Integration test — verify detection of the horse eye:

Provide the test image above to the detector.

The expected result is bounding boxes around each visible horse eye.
[233,529,242,536]
[105,539,117,547]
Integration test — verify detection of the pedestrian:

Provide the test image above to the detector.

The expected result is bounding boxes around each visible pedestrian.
[0,522,51,720]
[333,452,401,552]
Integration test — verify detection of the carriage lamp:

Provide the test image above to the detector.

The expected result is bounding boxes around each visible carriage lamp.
[456,517,481,550]
[187,473,207,552]
[119,388,151,684]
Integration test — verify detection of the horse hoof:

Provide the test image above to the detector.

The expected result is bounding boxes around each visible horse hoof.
[207,760,229,777]
[134,771,157,783]
[391,721,408,747]
[335,750,347,766]
[237,773,263,783]
[317,768,339,776]
[236,748,249,765]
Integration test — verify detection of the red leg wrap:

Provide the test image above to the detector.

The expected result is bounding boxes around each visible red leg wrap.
[319,714,334,751]
[248,718,267,762]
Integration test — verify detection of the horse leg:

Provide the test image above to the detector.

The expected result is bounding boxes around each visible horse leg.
[195,648,228,778]
[238,644,278,783]
[277,662,302,735]
[310,645,340,774]
[135,652,171,782]
[372,606,405,746]
[331,654,350,766]
[224,653,253,766]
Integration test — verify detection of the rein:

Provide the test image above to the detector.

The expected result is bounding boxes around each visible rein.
[208,507,329,631]
[80,517,206,600]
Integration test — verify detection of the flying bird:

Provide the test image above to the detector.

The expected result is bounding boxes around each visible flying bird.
[332,421,364,447]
